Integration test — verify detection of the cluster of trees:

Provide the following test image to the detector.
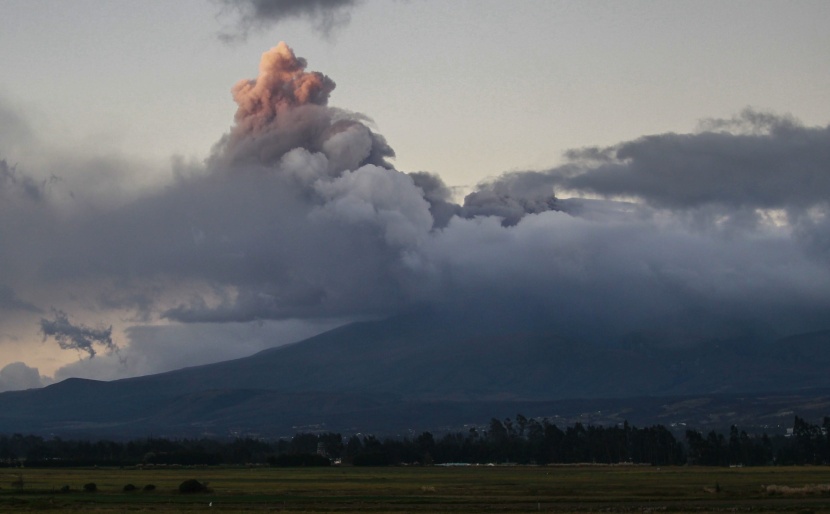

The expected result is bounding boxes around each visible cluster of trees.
[1,416,828,467]
[686,416,830,466]
[334,418,684,466]
[0,435,273,467]
[686,426,773,466]
[785,416,830,465]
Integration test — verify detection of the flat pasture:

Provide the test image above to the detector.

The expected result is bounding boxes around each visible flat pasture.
[2,465,830,512]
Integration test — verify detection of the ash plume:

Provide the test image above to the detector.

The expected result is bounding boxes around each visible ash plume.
[232,41,335,125]
[214,42,393,170]
[3,42,830,383]
[408,171,461,229]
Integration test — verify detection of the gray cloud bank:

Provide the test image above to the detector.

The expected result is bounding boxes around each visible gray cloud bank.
[1,42,830,387]
[558,110,830,214]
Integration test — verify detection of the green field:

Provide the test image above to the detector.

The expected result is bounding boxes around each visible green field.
[3,465,830,512]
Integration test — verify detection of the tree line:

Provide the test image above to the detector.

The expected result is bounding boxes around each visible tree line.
[1,415,828,467]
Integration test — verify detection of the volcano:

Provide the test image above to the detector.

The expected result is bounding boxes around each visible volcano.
[2,310,829,438]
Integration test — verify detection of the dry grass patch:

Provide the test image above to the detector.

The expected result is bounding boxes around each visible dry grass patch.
[763,483,830,495]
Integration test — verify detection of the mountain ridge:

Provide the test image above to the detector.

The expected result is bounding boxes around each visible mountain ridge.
[1,313,829,438]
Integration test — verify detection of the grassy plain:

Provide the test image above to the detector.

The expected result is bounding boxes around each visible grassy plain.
[2,465,830,512]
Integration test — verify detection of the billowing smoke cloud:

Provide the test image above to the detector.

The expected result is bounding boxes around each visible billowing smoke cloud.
[2,43,830,385]
[40,310,117,359]
[214,42,393,170]
[217,0,361,41]
[461,170,559,227]
[407,172,460,229]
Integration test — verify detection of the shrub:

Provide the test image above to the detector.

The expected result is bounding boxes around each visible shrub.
[178,479,209,494]
[143,484,156,492]
[123,483,137,492]
[83,482,97,493]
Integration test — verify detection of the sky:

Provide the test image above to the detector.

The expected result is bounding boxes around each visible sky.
[0,0,829,391]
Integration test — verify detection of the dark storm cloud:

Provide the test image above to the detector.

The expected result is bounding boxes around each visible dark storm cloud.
[217,0,361,41]
[0,159,48,202]
[0,285,40,313]
[557,109,830,213]
[0,99,32,155]
[461,109,830,237]
[40,310,116,358]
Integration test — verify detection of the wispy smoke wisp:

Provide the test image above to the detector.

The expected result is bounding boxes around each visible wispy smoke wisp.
[217,0,361,41]
[40,310,116,359]
[0,159,47,202]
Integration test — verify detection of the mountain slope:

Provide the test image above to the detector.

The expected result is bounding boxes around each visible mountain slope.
[1,312,829,437]
[121,315,830,400]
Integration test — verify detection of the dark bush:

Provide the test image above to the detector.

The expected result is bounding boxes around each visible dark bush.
[59,485,71,493]
[143,484,156,492]
[123,483,137,492]
[178,479,209,494]
[83,482,97,493]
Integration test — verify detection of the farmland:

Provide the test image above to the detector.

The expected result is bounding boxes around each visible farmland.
[3,465,830,512]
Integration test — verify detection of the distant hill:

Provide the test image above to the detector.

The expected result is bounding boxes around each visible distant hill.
[1,311,829,438]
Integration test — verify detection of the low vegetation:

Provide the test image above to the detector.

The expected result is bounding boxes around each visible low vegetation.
[0,415,827,511]
[1,465,830,512]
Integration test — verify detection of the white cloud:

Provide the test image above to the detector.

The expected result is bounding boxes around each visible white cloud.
[0,362,53,392]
